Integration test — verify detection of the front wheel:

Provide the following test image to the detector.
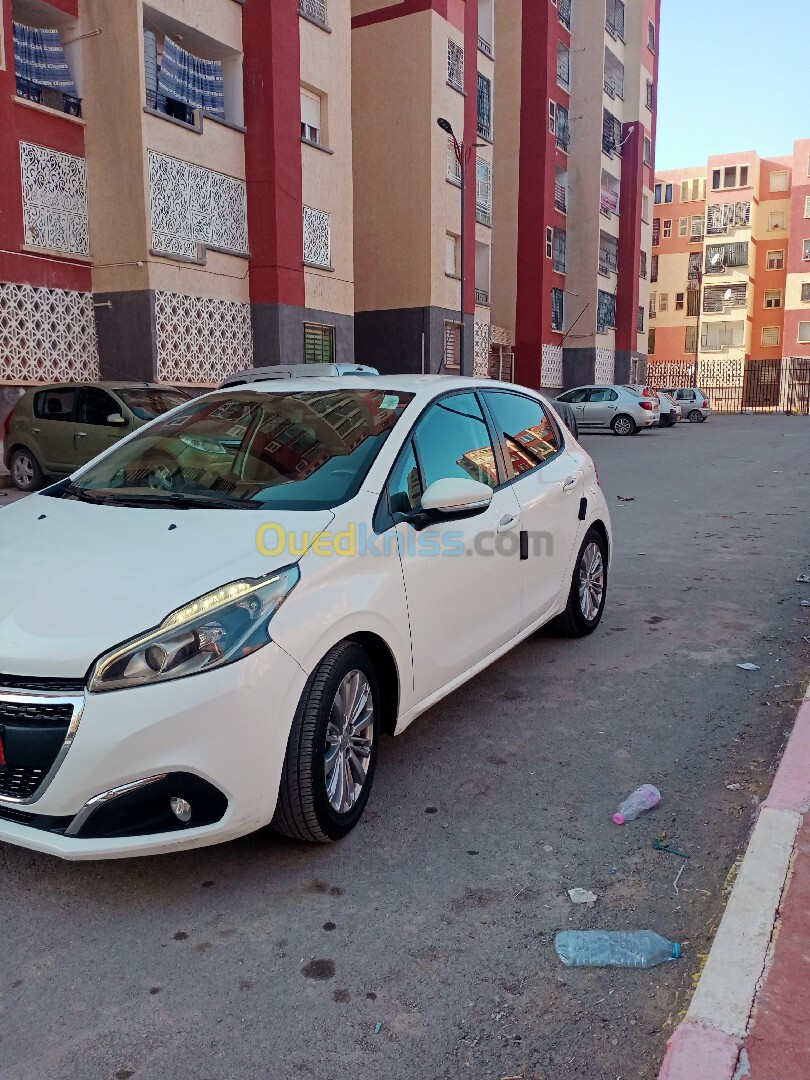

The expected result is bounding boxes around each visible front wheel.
[550,528,608,637]
[611,414,636,436]
[273,642,381,843]
[688,409,703,423]
[9,448,44,491]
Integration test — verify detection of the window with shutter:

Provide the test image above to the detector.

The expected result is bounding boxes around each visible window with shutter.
[477,73,491,138]
[604,48,624,98]
[304,323,335,364]
[301,88,322,144]
[597,290,616,331]
[476,157,492,225]
[802,283,810,302]
[447,39,464,91]
[551,288,564,332]
[651,254,659,281]
[767,250,785,270]
[691,215,704,241]
[764,290,782,309]
[652,219,660,246]
[761,326,780,348]
[606,0,625,39]
[770,170,789,193]
[805,196,810,219]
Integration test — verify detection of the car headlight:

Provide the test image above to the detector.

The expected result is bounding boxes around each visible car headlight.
[88,567,300,693]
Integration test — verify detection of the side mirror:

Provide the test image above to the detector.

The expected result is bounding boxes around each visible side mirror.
[420,477,494,516]
[107,413,127,425]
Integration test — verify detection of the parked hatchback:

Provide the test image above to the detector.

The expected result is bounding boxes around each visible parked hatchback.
[0,376,610,859]
[556,385,658,436]
[3,382,191,491]
[659,388,711,423]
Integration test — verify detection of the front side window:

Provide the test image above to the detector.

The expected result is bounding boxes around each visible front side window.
[484,391,561,476]
[66,390,415,510]
[34,388,76,422]
[78,388,121,426]
[387,442,423,517]
[114,388,190,420]
[558,388,588,404]
[413,393,498,489]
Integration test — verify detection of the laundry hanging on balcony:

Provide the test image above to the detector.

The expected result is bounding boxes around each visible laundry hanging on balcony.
[12,22,77,94]
[156,36,225,119]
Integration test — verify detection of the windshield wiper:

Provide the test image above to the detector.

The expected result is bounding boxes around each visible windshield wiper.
[59,485,258,510]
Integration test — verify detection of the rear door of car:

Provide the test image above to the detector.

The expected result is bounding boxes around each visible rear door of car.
[31,387,78,473]
[557,388,589,428]
[74,387,130,467]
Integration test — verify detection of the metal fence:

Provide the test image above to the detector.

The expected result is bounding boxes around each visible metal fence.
[646,358,810,415]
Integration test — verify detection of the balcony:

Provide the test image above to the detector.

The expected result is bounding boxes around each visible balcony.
[600,185,619,217]
[145,88,195,128]
[16,74,81,117]
[598,253,618,276]
[558,0,572,31]
[554,183,567,213]
[299,0,328,28]
[478,35,493,59]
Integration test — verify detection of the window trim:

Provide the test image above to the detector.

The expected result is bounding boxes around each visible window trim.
[766,249,785,271]
[761,325,781,348]
[798,321,810,344]
[303,321,336,365]
[480,388,566,485]
[764,289,782,310]
[770,169,790,193]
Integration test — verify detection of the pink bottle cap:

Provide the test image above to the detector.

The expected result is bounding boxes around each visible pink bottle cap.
[613,813,626,825]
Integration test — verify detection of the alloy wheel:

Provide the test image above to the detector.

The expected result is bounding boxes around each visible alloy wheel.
[11,453,34,490]
[324,669,375,814]
[614,416,633,436]
[578,542,605,622]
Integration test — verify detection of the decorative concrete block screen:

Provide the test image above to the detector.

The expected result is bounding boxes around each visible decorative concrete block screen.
[20,142,89,256]
[0,283,99,383]
[155,291,253,385]
[474,320,491,376]
[595,347,616,384]
[542,345,563,387]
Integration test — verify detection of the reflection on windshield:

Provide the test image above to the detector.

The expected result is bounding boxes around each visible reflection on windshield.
[69,389,414,510]
[115,388,190,421]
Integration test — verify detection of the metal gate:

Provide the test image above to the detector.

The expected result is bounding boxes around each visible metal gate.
[742,359,782,410]
[786,358,810,415]
[648,358,810,415]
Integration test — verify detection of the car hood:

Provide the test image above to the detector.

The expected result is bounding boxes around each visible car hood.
[0,496,333,678]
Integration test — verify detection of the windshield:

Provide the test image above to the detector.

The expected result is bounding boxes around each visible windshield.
[63,389,414,510]
[115,387,191,421]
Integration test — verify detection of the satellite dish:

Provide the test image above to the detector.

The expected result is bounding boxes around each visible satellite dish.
[723,288,733,302]
[710,252,723,266]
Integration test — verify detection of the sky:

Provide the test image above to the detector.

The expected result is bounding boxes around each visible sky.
[655,0,810,170]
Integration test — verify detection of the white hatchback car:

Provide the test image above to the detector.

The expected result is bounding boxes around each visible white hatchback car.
[0,377,611,860]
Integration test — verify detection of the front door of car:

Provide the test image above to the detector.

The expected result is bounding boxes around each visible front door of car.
[384,391,524,705]
[584,387,620,427]
[74,388,130,467]
[483,390,584,627]
[33,387,78,473]
[557,387,589,428]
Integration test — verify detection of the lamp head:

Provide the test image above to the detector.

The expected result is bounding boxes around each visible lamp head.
[437,117,454,136]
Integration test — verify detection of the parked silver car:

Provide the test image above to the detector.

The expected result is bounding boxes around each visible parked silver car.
[220,363,379,388]
[556,385,658,436]
[659,387,712,423]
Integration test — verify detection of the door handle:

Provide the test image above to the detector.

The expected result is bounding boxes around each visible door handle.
[562,476,577,492]
[497,513,521,534]
[75,431,87,439]
[32,426,41,433]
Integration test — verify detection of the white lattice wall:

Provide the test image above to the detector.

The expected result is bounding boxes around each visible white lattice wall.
[0,283,99,383]
[474,320,491,377]
[155,292,253,385]
[20,142,89,256]
[149,151,249,262]
[541,345,563,387]
[595,347,615,384]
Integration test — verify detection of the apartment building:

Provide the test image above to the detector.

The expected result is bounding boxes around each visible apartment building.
[352,0,660,390]
[651,143,810,412]
[0,0,354,405]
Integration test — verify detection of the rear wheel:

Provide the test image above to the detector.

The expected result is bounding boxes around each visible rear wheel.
[273,642,380,843]
[9,448,44,491]
[688,409,703,423]
[611,414,636,436]
[551,528,608,637]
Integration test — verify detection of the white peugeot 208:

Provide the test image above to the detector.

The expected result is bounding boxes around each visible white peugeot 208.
[0,376,611,860]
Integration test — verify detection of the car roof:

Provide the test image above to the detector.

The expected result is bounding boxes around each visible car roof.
[23,381,180,392]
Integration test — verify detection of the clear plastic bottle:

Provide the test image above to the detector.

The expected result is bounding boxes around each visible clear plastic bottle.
[613,784,661,825]
[554,930,681,969]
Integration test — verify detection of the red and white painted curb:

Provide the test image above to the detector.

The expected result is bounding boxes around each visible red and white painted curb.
[659,679,810,1080]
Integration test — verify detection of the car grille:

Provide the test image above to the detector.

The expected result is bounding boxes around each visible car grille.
[0,699,76,801]
[0,674,86,693]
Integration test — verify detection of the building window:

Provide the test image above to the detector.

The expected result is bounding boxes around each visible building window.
[706,200,751,235]
[802,283,810,302]
[446,136,462,183]
[659,292,668,311]
[804,239,810,262]
[602,108,622,156]
[638,306,644,332]
[640,250,647,279]
[643,137,652,166]
[805,195,810,219]
[551,288,564,332]
[447,38,464,92]
[761,326,780,348]
[767,249,785,270]
[476,157,492,226]
[13,19,82,117]
[682,178,706,202]
[770,170,789,193]
[546,226,554,259]
[445,232,460,277]
[549,99,556,134]
[654,183,662,204]
[685,325,697,353]
[557,41,571,91]
[652,219,660,246]
[645,80,655,110]
[478,0,494,54]
[598,231,618,275]
[299,0,329,27]
[799,322,810,343]
[20,142,89,256]
[606,0,626,40]
[558,0,572,31]
[714,166,749,192]
[739,165,749,187]
[642,193,650,222]
[304,323,335,364]
[604,47,624,98]
[691,215,705,242]
[301,87,322,144]
[701,320,745,351]
[769,210,786,232]
[712,169,721,191]
[665,184,673,203]
[687,288,700,317]
[143,27,236,126]
[688,251,702,278]
[704,283,746,311]
[477,73,492,139]
[651,254,658,281]
[679,217,688,237]
[663,219,672,239]
[444,321,462,368]
[648,20,656,51]
[597,290,616,331]
[303,205,331,268]
[649,291,656,317]
[706,241,749,271]
[648,327,656,354]
[764,290,782,309]
[676,293,685,310]
[553,228,567,273]
[555,103,570,152]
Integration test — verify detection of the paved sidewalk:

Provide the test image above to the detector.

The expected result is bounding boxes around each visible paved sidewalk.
[660,678,810,1080]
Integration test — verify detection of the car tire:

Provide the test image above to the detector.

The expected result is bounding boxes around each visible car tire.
[688,409,703,423]
[9,447,44,491]
[550,528,608,637]
[611,414,636,436]
[273,641,381,843]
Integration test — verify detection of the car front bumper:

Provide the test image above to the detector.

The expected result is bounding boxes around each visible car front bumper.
[0,642,308,860]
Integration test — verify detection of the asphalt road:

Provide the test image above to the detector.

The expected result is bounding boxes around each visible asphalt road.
[2,415,810,1080]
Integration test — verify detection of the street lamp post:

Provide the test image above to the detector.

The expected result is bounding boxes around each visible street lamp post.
[437,118,482,377]
[691,266,703,389]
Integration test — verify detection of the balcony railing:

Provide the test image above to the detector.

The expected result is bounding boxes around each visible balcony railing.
[598,252,618,275]
[146,89,196,127]
[554,183,567,213]
[478,35,493,58]
[476,205,492,227]
[299,0,329,26]
[556,131,570,153]
[475,287,490,305]
[16,75,82,118]
[477,118,491,139]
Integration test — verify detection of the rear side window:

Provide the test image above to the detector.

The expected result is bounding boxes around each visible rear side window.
[484,391,561,476]
[588,388,618,402]
[33,389,76,422]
